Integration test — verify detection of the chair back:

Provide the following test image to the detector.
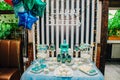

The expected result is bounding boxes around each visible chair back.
[0,40,23,69]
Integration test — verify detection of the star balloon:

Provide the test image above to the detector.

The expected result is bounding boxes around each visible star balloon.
[18,12,38,30]
[26,12,38,30]
[18,12,28,27]
[31,0,46,17]
[23,0,35,11]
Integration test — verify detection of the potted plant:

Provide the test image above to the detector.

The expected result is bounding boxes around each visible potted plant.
[108,10,120,40]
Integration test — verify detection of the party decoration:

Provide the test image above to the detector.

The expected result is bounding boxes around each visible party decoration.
[18,12,38,30]
[61,54,66,63]
[57,53,72,63]
[37,44,48,59]
[23,0,35,10]
[74,44,80,51]
[27,12,38,29]
[60,40,69,54]
[30,59,47,74]
[4,0,13,6]
[79,65,98,76]
[79,43,92,51]
[18,12,28,27]
[54,64,73,77]
[13,1,26,17]
[7,0,46,30]
[57,54,61,62]
[49,43,55,51]
[12,0,21,5]
[31,0,46,17]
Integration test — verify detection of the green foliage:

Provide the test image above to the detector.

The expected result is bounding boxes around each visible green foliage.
[0,1,13,10]
[0,23,18,39]
[108,10,120,36]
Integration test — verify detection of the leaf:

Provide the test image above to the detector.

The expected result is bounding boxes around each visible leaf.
[108,10,120,36]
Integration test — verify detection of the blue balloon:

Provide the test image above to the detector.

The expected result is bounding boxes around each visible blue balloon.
[18,12,28,27]
[18,12,38,30]
[26,12,38,30]
[12,0,21,5]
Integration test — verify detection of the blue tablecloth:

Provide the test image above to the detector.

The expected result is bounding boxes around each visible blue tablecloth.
[21,60,104,80]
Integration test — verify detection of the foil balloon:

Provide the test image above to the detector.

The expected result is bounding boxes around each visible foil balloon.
[26,12,38,30]
[13,1,26,17]
[31,0,46,17]
[12,0,21,5]
[23,0,35,11]
[18,12,28,28]
[4,0,13,6]
[18,12,38,30]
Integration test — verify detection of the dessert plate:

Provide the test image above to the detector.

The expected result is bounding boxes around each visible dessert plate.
[30,66,43,74]
[54,65,73,77]
[79,65,98,76]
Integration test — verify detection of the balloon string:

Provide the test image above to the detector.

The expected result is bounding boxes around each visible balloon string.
[23,14,27,57]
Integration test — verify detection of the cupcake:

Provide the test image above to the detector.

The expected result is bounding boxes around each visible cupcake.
[49,66,54,71]
[44,68,49,74]
[72,65,77,70]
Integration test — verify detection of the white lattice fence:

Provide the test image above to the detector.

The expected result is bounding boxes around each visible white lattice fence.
[32,0,99,61]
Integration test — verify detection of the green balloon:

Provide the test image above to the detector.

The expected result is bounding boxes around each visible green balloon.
[23,0,35,10]
[31,0,46,17]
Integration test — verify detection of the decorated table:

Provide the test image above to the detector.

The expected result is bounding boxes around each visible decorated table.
[21,43,104,80]
[20,57,104,80]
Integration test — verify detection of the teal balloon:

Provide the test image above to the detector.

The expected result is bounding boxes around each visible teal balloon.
[23,0,35,10]
[13,1,26,17]
[31,0,46,17]
[18,12,38,30]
